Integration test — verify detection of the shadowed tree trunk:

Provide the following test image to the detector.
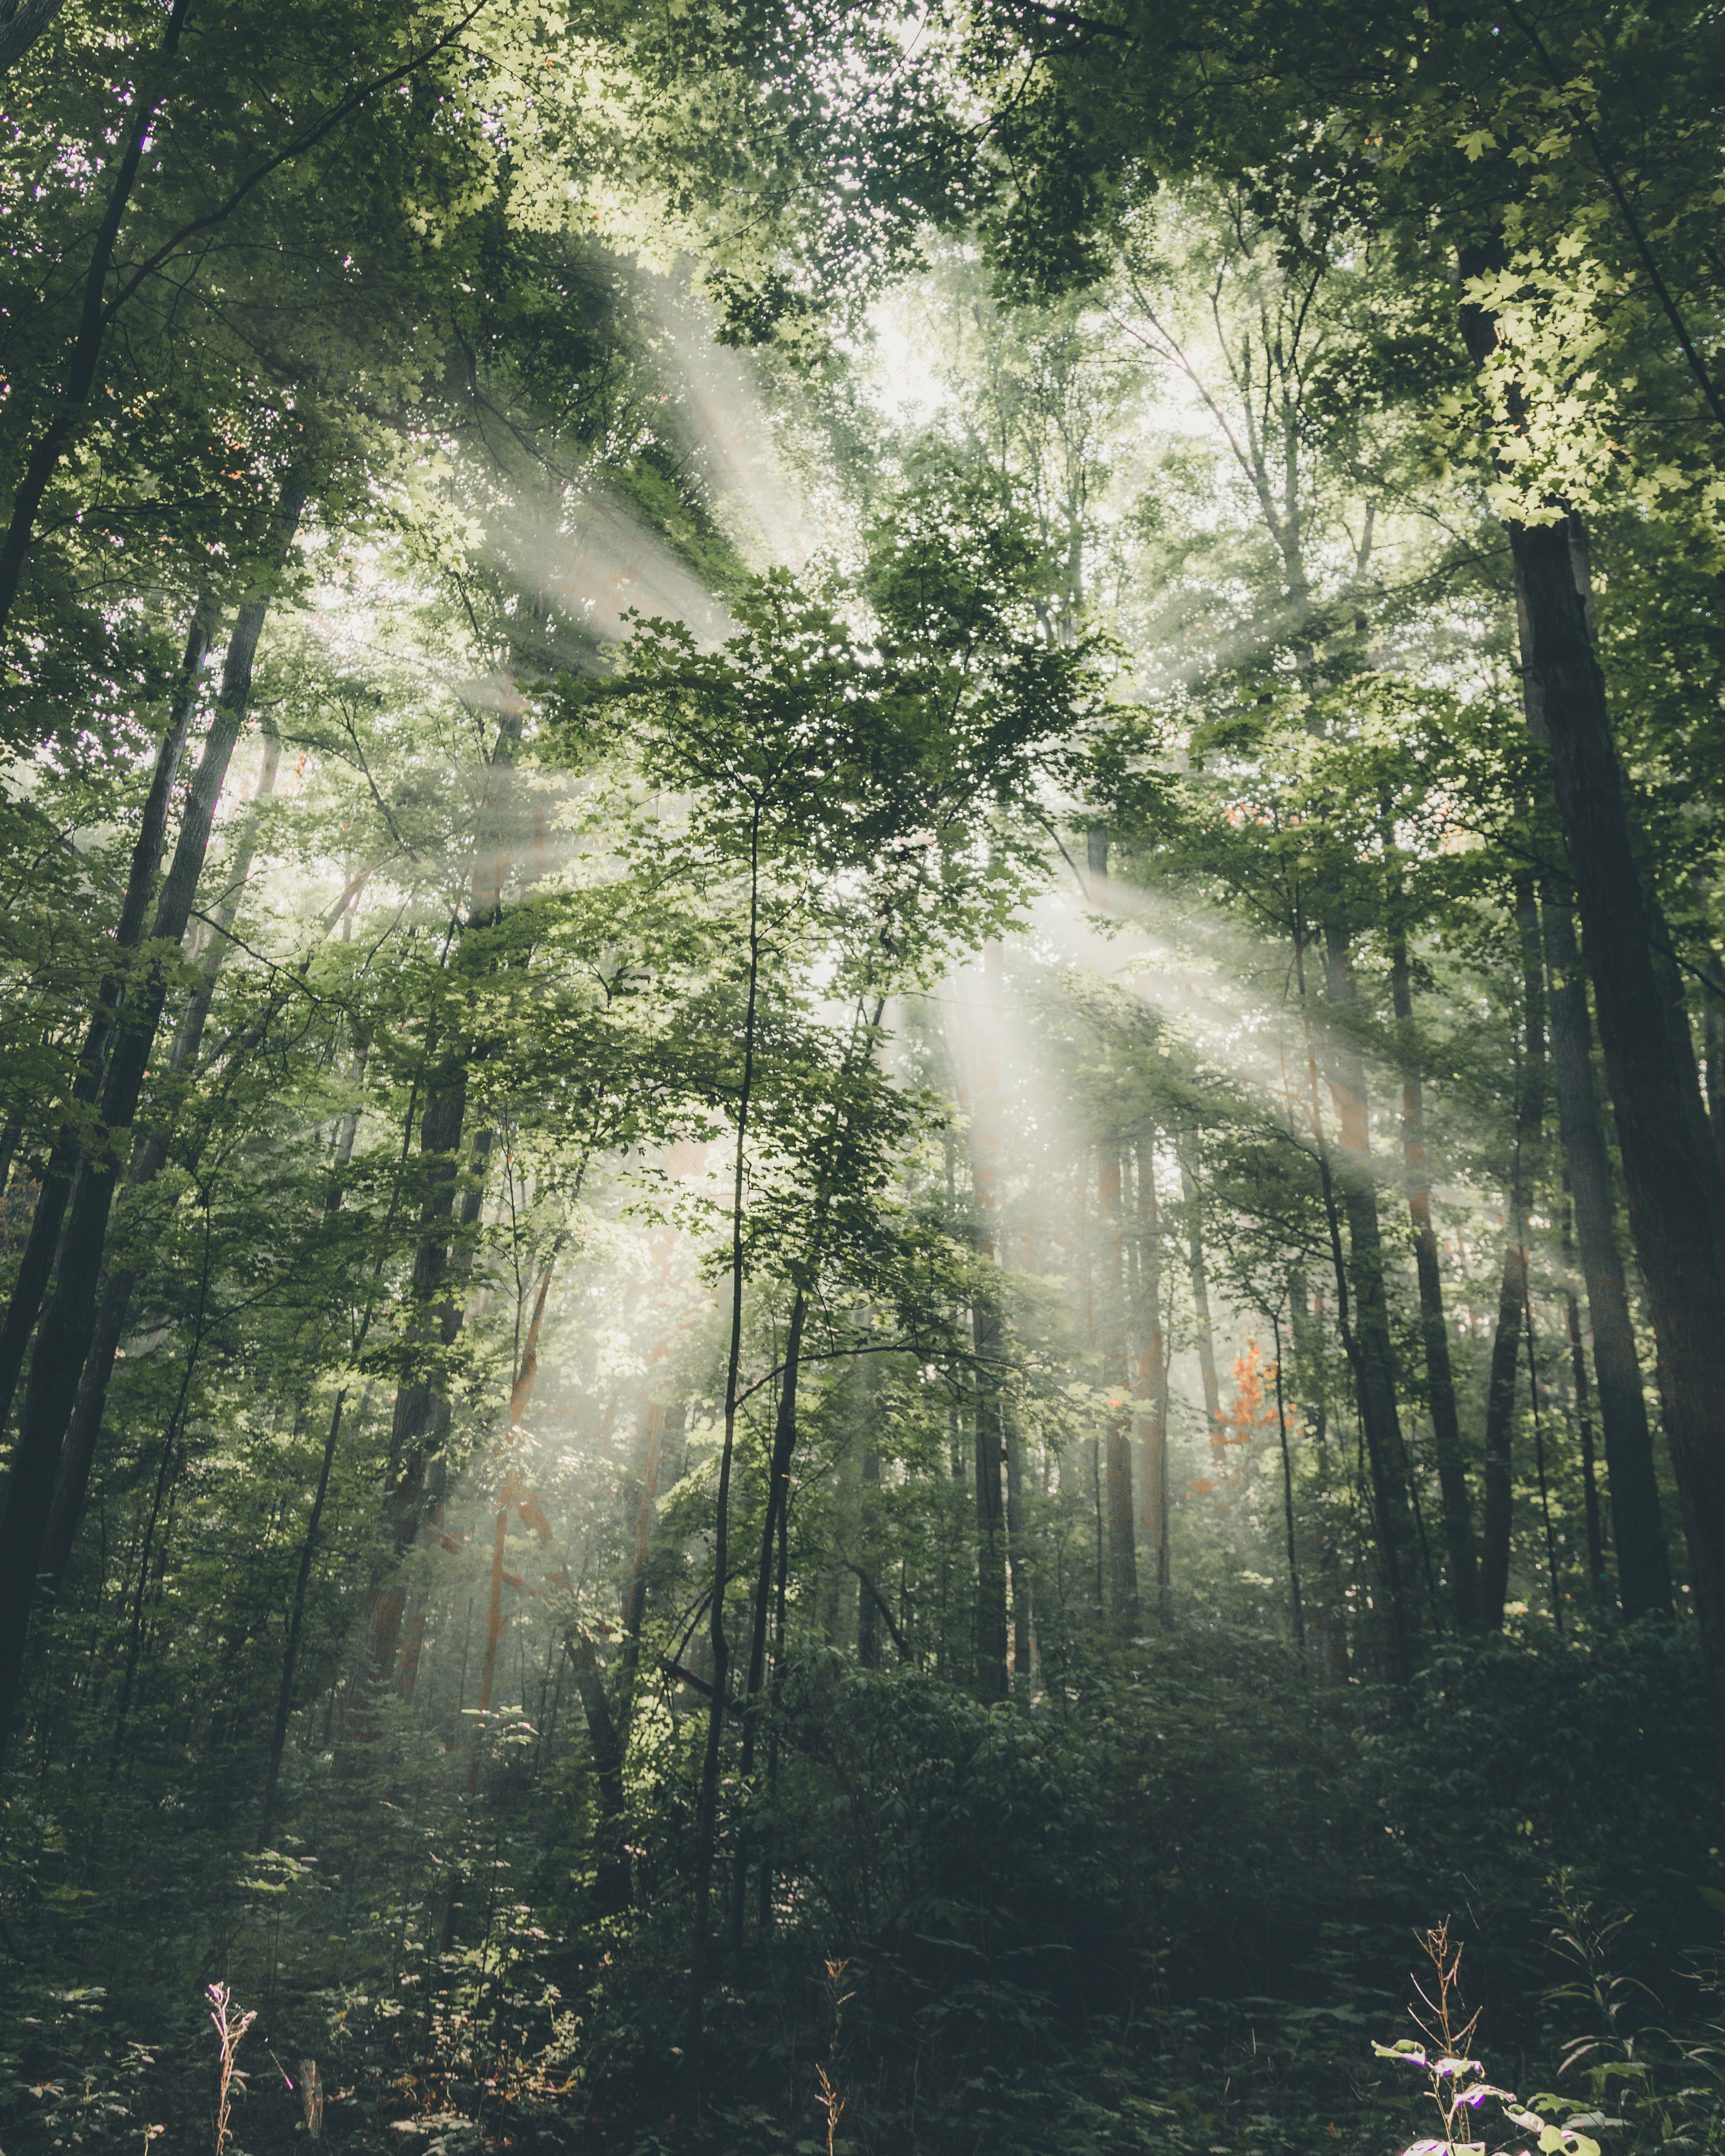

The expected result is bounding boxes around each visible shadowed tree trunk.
[1461,269,1724,1720]
[39,702,308,1603]
[1135,1129,1170,1622]
[1480,876,1545,1630]
[1179,1152,1223,1446]
[0,597,213,1435]
[0,487,301,1775]
[1541,890,1671,1619]
[1318,919,1423,1676]
[1099,1148,1138,1630]
[1389,924,1477,1629]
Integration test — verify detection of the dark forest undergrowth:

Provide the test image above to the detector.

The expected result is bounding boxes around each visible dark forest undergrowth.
[5,1623,1719,2156]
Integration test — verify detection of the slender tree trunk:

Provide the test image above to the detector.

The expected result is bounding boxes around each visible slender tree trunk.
[1316,920,1423,1675]
[1003,1388,1031,1687]
[1541,889,1671,1617]
[728,1289,809,1949]
[684,802,764,2091]
[858,1440,882,1670]
[0,495,300,1775]
[1561,1206,1609,1603]
[1099,1149,1138,1629]
[1134,1130,1171,1622]
[1480,877,1545,1630]
[0,598,212,1433]
[966,948,1010,1697]
[620,1398,667,1708]
[259,1385,353,1847]
[39,698,290,1599]
[0,0,194,644]
[972,1290,1010,1693]
[468,1499,509,1793]
[1180,1154,1223,1445]
[364,1072,469,1690]
[1271,1309,1305,1658]
[1390,926,1477,1627]
[1461,274,1725,1719]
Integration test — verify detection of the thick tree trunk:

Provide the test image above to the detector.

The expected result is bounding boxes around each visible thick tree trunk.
[1390,928,1477,1628]
[1541,891,1671,1618]
[0,0,71,78]
[0,498,300,1776]
[566,1632,630,1915]
[1701,959,1725,1179]
[1480,877,1545,1629]
[1461,275,1724,1712]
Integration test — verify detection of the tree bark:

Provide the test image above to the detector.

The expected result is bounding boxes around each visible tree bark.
[1480,876,1545,1630]
[858,1439,882,1669]
[1099,1149,1138,1629]
[566,1632,630,1915]
[0,0,194,644]
[1180,1153,1223,1444]
[1461,273,1722,1711]
[259,1384,352,1848]
[1541,890,1671,1618]
[1134,1129,1170,1622]
[0,0,72,79]
[0,598,212,1435]
[38,699,290,1601]
[0,494,299,1776]
[1389,927,1477,1628]
[1318,920,1423,1674]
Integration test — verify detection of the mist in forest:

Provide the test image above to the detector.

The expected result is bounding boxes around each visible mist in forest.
[1,3,1720,2155]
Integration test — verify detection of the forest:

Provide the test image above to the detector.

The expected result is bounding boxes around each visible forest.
[0,0,1722,2151]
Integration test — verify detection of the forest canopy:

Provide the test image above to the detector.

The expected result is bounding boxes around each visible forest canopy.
[1,2,1723,2153]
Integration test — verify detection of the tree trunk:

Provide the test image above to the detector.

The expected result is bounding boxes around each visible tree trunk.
[1480,877,1545,1629]
[363,1072,469,1692]
[0,493,300,1776]
[38,699,290,1601]
[1318,921,1423,1675]
[0,0,71,78]
[566,1632,630,1915]
[1135,1130,1170,1621]
[972,1288,1010,1695]
[259,1385,353,1847]
[1003,1388,1031,1687]
[0,598,212,1435]
[1461,273,1724,1715]
[0,0,194,645]
[858,1442,882,1670]
[1097,1150,1138,1630]
[1390,926,1478,1628]
[1561,1209,1609,1603]
[1541,889,1671,1618]
[1180,1154,1223,1444]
